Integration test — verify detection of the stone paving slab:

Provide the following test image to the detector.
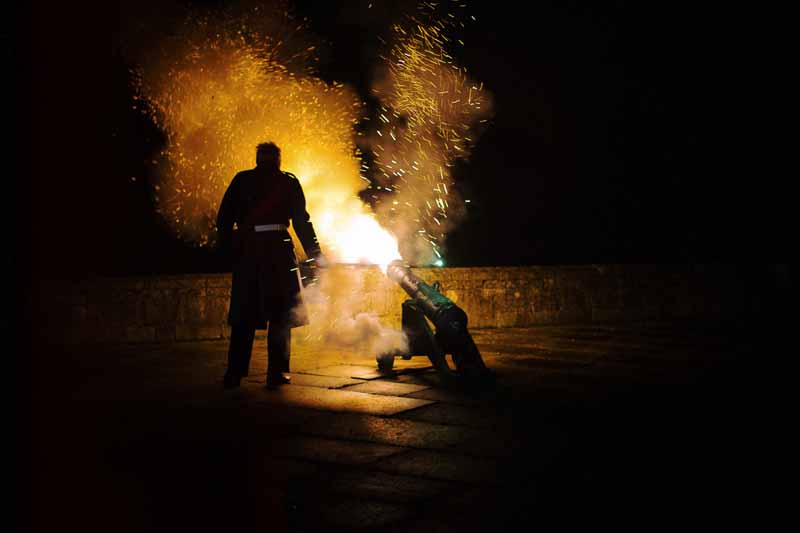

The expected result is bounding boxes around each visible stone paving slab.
[388,360,437,372]
[290,410,480,450]
[287,373,366,389]
[301,364,393,380]
[255,456,322,481]
[376,449,502,484]
[319,469,460,503]
[270,435,406,465]
[494,353,595,368]
[30,323,760,532]
[293,498,412,531]
[343,380,432,396]
[456,423,569,463]
[395,402,510,429]
[404,387,487,406]
[381,515,465,533]
[255,383,436,415]
[392,370,443,386]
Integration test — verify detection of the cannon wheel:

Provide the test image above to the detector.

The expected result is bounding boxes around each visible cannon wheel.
[428,348,455,381]
[427,336,457,383]
[376,353,395,372]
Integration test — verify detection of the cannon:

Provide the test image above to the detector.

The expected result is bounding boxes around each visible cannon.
[377,260,494,385]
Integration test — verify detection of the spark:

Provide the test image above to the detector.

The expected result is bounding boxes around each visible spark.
[134,1,490,269]
[358,3,493,263]
[133,3,400,268]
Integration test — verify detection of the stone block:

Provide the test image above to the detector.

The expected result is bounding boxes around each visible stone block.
[289,374,365,389]
[270,435,405,465]
[124,326,156,343]
[592,307,625,323]
[177,289,206,324]
[376,449,500,484]
[148,276,205,290]
[205,299,229,324]
[556,308,590,324]
[531,309,556,324]
[495,309,520,328]
[205,274,232,288]
[303,364,391,380]
[144,289,179,325]
[482,279,515,289]
[176,325,222,341]
[156,326,176,342]
[397,403,506,429]
[300,500,411,531]
[90,289,143,326]
[257,385,434,415]
[31,265,762,343]
[342,381,430,396]
[321,470,456,503]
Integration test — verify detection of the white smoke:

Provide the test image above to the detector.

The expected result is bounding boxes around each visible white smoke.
[293,267,409,357]
[324,312,408,357]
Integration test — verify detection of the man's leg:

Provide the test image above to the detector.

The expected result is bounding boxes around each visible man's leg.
[225,324,255,387]
[266,317,291,386]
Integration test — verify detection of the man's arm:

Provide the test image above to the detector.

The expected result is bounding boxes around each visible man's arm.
[287,173,324,263]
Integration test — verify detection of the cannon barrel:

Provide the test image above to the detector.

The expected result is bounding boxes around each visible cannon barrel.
[386,260,492,383]
[386,260,458,324]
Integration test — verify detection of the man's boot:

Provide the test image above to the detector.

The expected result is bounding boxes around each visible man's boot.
[266,372,291,390]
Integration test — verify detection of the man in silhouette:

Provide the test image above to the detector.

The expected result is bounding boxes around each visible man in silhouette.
[217,142,325,389]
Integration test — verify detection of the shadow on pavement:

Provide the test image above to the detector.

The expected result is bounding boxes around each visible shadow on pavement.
[23,320,781,532]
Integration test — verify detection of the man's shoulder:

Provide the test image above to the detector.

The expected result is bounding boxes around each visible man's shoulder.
[282,171,303,190]
[227,169,249,184]
[235,168,258,179]
[229,168,263,186]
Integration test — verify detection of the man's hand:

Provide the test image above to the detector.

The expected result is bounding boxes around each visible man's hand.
[304,249,329,269]
[314,253,330,269]
[301,252,328,290]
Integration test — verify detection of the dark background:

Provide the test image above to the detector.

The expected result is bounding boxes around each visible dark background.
[15,1,786,281]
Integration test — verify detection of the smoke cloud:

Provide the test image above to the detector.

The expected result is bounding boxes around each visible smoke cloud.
[295,268,409,358]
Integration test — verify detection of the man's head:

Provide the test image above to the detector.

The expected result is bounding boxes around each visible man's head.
[256,142,281,169]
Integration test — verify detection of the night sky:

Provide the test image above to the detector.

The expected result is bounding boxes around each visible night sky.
[16,1,786,280]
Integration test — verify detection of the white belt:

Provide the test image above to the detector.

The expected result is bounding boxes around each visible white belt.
[254,224,288,232]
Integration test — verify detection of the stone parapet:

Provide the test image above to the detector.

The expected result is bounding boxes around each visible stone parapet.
[30,265,760,344]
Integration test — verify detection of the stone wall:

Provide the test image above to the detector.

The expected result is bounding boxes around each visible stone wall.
[31,264,761,344]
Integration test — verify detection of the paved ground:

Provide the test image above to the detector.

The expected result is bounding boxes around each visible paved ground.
[25,321,779,531]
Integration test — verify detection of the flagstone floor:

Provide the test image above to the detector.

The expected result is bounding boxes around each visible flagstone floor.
[26,322,778,532]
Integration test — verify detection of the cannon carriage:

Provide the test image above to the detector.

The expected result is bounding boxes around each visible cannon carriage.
[377,260,494,385]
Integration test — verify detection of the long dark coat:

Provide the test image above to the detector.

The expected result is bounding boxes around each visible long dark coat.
[216,165,321,329]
